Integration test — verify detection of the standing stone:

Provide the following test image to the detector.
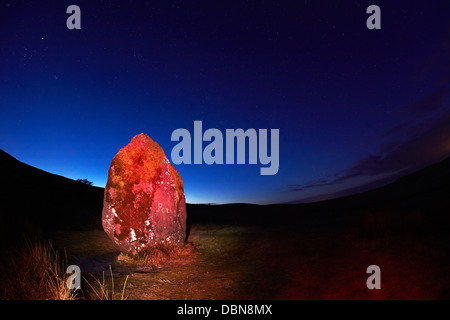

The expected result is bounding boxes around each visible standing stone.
[102,133,186,253]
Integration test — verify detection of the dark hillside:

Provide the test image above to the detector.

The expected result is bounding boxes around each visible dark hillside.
[0,149,104,246]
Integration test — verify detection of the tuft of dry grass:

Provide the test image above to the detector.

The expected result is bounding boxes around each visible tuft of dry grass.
[1,239,78,300]
[83,266,129,300]
[117,242,195,267]
[1,238,131,300]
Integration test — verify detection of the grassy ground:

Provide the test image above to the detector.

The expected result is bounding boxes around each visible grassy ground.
[43,222,450,300]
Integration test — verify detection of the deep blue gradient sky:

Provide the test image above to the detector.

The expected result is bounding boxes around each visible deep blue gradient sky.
[1,1,449,204]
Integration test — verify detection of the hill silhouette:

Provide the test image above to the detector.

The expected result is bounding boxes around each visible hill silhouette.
[0,149,104,246]
[1,148,450,247]
[186,156,450,228]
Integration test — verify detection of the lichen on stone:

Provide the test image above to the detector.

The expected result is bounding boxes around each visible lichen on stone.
[102,133,187,253]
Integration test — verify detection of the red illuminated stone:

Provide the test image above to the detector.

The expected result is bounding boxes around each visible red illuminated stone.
[102,133,187,253]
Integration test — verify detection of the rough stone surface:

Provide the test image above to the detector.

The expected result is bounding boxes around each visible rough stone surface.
[102,133,186,253]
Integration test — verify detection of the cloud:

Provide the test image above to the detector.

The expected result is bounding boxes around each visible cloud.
[289,88,450,193]
[393,88,449,122]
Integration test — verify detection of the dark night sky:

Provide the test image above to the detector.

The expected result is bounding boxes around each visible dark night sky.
[1,0,449,204]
